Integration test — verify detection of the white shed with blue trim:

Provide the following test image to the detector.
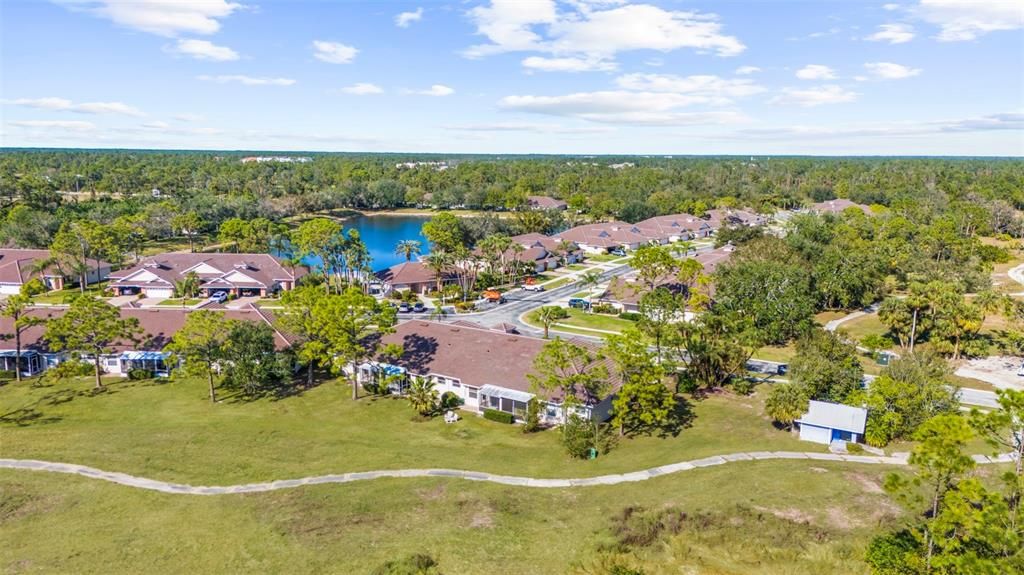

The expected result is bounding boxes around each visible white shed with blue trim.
[795,400,868,445]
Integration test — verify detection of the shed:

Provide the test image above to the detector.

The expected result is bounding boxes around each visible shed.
[795,400,868,445]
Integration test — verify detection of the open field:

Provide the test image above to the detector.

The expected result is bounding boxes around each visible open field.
[0,458,907,575]
[0,376,819,486]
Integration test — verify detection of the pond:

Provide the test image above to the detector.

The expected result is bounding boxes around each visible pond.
[298,214,431,272]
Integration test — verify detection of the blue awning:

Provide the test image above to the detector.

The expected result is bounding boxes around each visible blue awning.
[0,350,41,358]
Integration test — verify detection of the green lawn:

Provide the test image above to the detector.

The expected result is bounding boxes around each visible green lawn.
[0,376,820,486]
[835,313,889,344]
[30,282,109,305]
[541,277,572,290]
[586,253,620,262]
[754,344,797,363]
[526,307,638,334]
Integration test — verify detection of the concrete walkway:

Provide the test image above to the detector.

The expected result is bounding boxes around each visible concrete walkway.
[0,451,1015,496]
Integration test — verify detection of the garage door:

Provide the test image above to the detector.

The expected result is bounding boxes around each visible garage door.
[0,284,21,295]
[145,288,174,298]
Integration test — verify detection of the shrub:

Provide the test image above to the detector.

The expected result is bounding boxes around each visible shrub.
[455,301,475,312]
[562,414,615,458]
[127,368,153,380]
[865,530,920,575]
[591,303,618,315]
[371,553,441,575]
[440,391,463,410]
[522,398,542,433]
[618,311,641,321]
[483,409,514,424]
[0,370,16,381]
[731,378,756,396]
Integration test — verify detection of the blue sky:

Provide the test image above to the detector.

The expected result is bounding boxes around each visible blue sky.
[1,0,1021,155]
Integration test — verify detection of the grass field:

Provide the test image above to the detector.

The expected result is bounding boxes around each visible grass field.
[30,282,109,305]
[0,458,904,574]
[154,298,204,307]
[0,376,820,486]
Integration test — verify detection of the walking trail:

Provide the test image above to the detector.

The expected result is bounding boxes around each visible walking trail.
[1,451,1015,496]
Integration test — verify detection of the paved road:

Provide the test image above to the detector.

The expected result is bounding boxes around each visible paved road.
[2,452,1015,495]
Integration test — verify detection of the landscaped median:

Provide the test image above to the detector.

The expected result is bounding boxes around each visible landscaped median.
[523,306,638,336]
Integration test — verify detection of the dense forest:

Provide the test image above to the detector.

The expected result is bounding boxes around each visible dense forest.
[2,150,1023,251]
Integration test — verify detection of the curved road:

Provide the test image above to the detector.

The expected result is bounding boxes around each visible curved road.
[1,452,1015,495]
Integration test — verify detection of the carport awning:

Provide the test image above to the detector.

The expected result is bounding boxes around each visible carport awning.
[479,385,534,403]
[0,350,40,358]
[120,351,170,361]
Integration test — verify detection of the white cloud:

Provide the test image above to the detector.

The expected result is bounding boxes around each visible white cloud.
[521,56,617,72]
[312,40,358,64]
[499,91,747,125]
[865,23,916,43]
[795,64,838,80]
[739,112,1023,139]
[770,85,859,107]
[883,3,901,10]
[340,83,384,95]
[613,73,765,102]
[170,38,239,61]
[464,1,745,65]
[9,120,97,131]
[197,75,295,86]
[916,0,1024,41]
[444,122,614,135]
[395,7,424,28]
[62,0,243,37]
[173,113,205,122]
[409,84,455,96]
[735,66,761,75]
[864,61,922,79]
[4,97,144,116]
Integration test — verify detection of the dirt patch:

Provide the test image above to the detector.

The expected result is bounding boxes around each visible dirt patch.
[415,484,447,501]
[469,510,495,528]
[825,506,862,530]
[756,506,814,524]
[846,471,884,494]
[0,484,62,524]
[955,356,1024,391]
[809,467,829,473]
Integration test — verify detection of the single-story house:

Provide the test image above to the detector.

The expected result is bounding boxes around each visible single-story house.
[704,209,767,228]
[553,222,651,253]
[108,253,305,299]
[599,245,735,312]
[0,249,111,295]
[636,214,715,242]
[692,244,735,276]
[810,199,873,216]
[795,400,868,445]
[0,305,293,378]
[526,195,568,210]
[375,261,458,295]
[511,233,582,266]
[353,321,621,424]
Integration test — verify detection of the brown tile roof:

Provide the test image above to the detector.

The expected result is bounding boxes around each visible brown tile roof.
[704,209,765,227]
[375,261,455,286]
[108,253,303,291]
[376,321,619,404]
[527,196,567,210]
[510,233,580,254]
[554,221,651,248]
[636,214,713,239]
[693,245,735,275]
[0,305,293,353]
[810,199,872,215]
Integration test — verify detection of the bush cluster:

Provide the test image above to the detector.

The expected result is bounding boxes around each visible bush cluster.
[483,408,514,424]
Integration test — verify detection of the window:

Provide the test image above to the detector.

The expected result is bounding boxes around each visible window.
[451,379,460,388]
[467,388,478,399]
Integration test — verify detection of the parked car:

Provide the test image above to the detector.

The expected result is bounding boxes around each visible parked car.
[209,291,228,303]
[610,249,626,256]
[568,298,590,309]
[522,284,545,292]
[776,364,789,376]
[398,302,411,313]
[412,302,425,313]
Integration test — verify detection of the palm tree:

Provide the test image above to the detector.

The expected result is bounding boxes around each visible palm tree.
[406,376,438,416]
[537,306,561,339]
[174,272,201,306]
[556,239,576,266]
[423,252,452,293]
[395,240,422,262]
[578,271,602,311]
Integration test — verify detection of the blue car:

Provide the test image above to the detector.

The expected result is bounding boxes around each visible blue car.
[568,298,590,309]
[610,249,626,256]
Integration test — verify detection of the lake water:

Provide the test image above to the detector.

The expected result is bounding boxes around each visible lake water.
[299,214,430,272]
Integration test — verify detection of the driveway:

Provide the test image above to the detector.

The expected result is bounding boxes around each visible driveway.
[954,356,1024,391]
[226,296,261,309]
[106,295,138,308]
[136,297,168,307]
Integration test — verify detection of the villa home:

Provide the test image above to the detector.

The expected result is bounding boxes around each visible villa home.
[0,306,293,378]
[693,244,736,275]
[511,233,582,265]
[553,221,652,253]
[636,214,715,242]
[810,199,873,216]
[526,195,568,210]
[375,261,458,295]
[108,253,304,299]
[795,400,868,445]
[600,244,735,313]
[0,249,111,295]
[704,208,767,228]
[353,321,621,423]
